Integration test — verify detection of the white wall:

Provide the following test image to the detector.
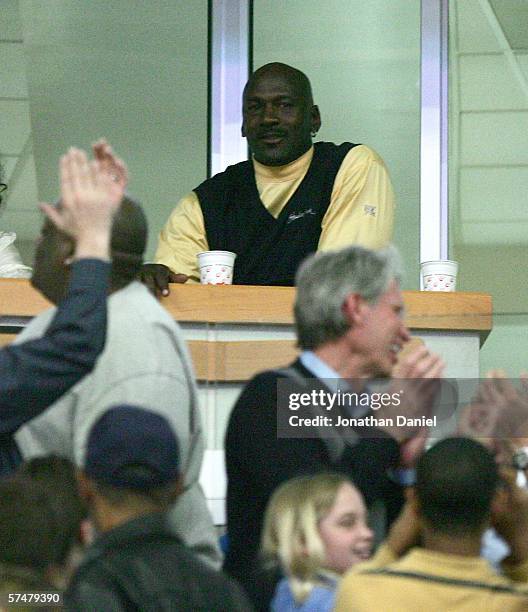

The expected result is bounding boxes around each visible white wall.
[0,0,39,265]
[253,0,422,288]
[1,0,209,262]
[449,0,528,374]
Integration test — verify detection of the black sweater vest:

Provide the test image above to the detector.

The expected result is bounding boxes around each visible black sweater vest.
[194,141,357,286]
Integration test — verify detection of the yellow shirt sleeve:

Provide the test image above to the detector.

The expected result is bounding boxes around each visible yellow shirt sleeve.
[154,192,208,283]
[335,543,397,611]
[318,145,395,251]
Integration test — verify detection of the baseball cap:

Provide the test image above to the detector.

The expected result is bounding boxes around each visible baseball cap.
[84,405,180,490]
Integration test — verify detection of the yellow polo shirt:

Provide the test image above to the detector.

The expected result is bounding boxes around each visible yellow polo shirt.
[155,144,394,282]
[335,544,528,612]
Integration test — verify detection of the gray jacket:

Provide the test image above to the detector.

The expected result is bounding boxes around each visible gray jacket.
[15,282,221,568]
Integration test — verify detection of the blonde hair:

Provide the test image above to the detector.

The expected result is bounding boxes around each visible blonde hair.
[261,472,352,604]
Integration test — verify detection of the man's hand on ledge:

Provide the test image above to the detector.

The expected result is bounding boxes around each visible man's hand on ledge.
[138,263,188,297]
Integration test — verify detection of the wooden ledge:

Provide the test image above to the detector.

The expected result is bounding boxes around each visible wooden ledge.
[0,279,52,316]
[187,336,426,383]
[402,291,492,333]
[0,280,492,334]
[160,285,295,324]
[160,285,492,334]
[0,280,492,381]
[188,339,298,381]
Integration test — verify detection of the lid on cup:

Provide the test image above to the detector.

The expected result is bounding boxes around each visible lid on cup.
[197,251,237,258]
[420,259,458,266]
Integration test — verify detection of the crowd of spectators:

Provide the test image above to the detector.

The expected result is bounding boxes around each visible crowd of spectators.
[0,74,527,608]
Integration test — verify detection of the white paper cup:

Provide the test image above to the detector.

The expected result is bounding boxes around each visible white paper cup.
[197,251,236,285]
[421,260,458,292]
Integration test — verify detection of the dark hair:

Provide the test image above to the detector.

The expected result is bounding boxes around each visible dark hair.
[0,477,59,569]
[18,455,86,565]
[244,62,315,105]
[109,195,147,287]
[294,245,402,350]
[44,194,146,295]
[416,437,499,535]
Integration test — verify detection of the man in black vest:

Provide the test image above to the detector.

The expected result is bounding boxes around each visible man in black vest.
[137,62,394,292]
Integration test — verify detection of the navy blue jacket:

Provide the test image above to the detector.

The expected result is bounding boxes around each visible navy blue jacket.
[0,259,109,474]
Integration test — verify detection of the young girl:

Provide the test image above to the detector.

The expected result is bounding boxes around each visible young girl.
[261,473,373,612]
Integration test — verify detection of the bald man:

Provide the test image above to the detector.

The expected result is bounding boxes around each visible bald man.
[140,62,395,291]
[14,196,221,570]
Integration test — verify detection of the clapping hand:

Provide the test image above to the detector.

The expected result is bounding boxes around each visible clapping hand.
[41,147,120,260]
[377,345,444,444]
[457,370,528,450]
[92,138,128,208]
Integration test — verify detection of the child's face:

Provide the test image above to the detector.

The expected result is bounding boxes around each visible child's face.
[318,482,373,574]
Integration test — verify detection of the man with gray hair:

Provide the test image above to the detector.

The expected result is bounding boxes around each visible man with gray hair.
[294,243,404,368]
[224,244,443,603]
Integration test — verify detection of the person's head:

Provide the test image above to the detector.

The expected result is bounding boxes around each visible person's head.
[78,404,182,532]
[18,455,87,568]
[294,244,408,376]
[0,476,60,571]
[31,195,146,304]
[415,437,499,538]
[262,473,373,603]
[242,62,321,166]
[0,476,71,604]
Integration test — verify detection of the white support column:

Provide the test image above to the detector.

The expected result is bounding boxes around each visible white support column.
[420,0,449,268]
[206,1,250,521]
[209,0,250,176]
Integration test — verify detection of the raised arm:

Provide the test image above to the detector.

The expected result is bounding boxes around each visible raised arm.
[0,147,120,432]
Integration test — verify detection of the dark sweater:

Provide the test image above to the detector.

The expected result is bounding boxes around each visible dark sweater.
[66,513,252,612]
[195,142,357,285]
[0,259,109,476]
[224,359,403,601]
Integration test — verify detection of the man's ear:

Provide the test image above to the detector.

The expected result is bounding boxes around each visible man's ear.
[405,487,423,521]
[491,483,508,517]
[169,474,185,504]
[59,236,75,266]
[311,105,321,134]
[76,470,95,504]
[342,293,367,326]
[406,486,417,505]
[241,121,246,138]
[79,518,95,547]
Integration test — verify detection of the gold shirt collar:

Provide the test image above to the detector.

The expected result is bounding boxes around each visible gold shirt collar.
[252,146,314,183]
